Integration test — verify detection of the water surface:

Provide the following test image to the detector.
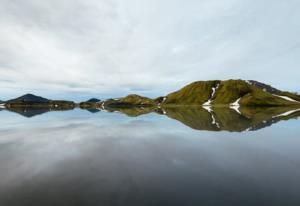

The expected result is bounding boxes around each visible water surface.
[0,107,300,206]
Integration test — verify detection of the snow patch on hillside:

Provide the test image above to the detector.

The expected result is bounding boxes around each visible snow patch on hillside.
[202,84,219,106]
[245,80,252,85]
[0,104,5,108]
[158,97,167,107]
[273,94,300,103]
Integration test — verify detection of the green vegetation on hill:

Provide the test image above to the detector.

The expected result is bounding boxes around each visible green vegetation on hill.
[212,80,250,104]
[104,94,155,108]
[161,79,300,106]
[163,80,219,105]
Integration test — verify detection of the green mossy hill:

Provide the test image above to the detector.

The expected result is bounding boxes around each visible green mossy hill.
[162,80,300,106]
[162,80,219,105]
[104,94,155,107]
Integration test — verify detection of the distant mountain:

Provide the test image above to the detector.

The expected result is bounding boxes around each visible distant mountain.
[7,93,50,103]
[5,93,75,109]
[86,98,101,103]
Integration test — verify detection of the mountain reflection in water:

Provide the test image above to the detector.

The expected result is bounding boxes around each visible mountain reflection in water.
[2,106,300,132]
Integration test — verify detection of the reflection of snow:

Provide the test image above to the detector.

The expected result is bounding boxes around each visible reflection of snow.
[0,104,5,108]
[230,98,241,114]
[273,108,300,118]
[203,106,220,128]
[202,106,213,113]
[101,102,105,110]
[273,94,300,103]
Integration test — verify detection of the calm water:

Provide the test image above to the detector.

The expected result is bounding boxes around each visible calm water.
[0,107,300,206]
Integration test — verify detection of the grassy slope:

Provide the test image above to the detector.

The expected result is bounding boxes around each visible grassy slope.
[162,80,299,106]
[105,94,155,107]
[164,80,220,105]
[119,94,155,105]
[213,80,251,104]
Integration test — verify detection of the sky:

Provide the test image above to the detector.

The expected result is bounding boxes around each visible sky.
[0,0,300,101]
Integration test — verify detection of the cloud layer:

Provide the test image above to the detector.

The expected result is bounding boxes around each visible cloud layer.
[0,0,300,100]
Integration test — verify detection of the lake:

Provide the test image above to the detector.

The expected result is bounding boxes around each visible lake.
[0,107,300,206]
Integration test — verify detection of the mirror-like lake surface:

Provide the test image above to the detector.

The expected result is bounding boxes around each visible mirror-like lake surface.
[0,107,300,206]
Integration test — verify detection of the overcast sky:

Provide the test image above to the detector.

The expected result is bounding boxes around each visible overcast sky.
[0,0,299,101]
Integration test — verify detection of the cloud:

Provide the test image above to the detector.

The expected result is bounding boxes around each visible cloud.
[0,0,299,100]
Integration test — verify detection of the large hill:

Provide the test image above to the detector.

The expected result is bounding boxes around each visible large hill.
[158,80,300,106]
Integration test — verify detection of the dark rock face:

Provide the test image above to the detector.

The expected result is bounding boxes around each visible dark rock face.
[86,98,101,103]
[249,80,281,94]
[7,93,50,103]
